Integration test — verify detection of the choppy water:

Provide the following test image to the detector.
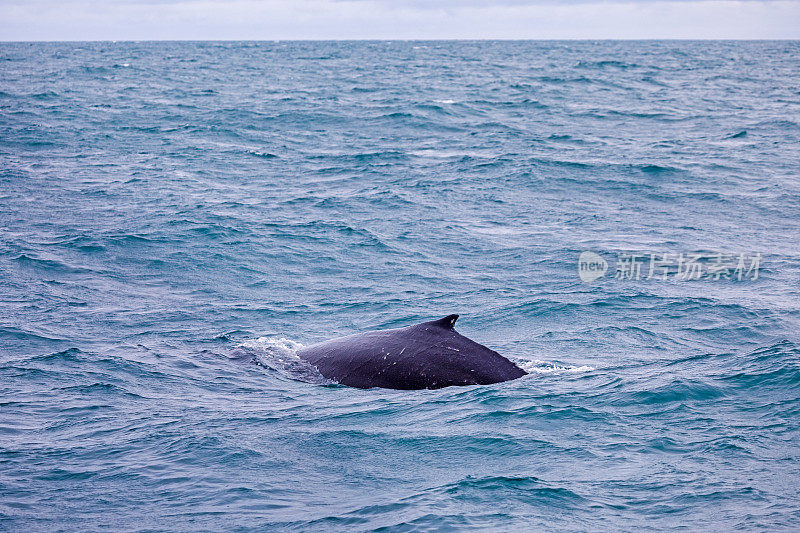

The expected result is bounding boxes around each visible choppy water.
[2,41,800,531]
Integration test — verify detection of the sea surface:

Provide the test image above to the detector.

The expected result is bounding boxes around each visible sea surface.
[1,41,800,531]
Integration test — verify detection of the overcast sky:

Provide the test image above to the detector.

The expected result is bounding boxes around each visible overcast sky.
[2,0,799,41]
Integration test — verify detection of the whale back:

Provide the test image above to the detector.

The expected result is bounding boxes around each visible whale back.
[296,315,526,390]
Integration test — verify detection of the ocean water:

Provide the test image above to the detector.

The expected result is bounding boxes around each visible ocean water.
[1,40,800,531]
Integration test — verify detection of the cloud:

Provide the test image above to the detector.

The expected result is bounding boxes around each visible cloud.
[1,0,799,40]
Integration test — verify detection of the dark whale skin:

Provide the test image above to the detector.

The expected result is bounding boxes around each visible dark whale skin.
[296,315,527,390]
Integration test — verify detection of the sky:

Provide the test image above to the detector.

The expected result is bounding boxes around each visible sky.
[1,0,799,41]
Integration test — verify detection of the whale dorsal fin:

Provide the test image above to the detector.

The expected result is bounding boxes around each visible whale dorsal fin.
[429,314,459,330]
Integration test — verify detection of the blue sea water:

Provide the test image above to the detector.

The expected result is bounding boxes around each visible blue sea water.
[1,40,800,531]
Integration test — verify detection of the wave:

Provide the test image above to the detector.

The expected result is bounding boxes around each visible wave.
[12,253,94,275]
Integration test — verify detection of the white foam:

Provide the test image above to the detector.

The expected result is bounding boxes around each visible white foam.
[239,336,304,353]
[519,359,595,374]
[236,336,331,385]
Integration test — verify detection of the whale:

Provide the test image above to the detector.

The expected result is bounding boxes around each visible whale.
[296,314,526,390]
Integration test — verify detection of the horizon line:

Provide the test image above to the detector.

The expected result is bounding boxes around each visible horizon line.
[3,38,800,43]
